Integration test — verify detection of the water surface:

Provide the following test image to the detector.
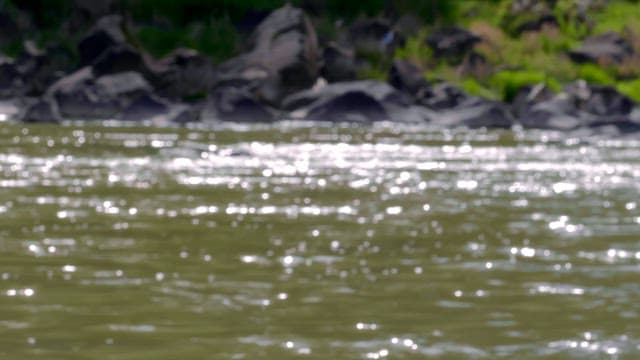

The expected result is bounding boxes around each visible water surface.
[1,121,640,359]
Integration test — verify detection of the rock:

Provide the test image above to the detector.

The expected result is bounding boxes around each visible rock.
[92,45,153,78]
[500,0,557,35]
[511,83,555,117]
[169,105,201,125]
[119,94,169,121]
[78,15,127,67]
[320,43,356,83]
[587,116,640,135]
[426,27,481,60]
[0,58,23,98]
[305,91,388,123]
[16,42,76,95]
[157,48,214,100]
[418,82,470,110]
[0,99,21,121]
[434,101,513,129]
[347,18,404,54]
[282,80,409,111]
[519,96,583,130]
[20,99,61,124]
[569,32,633,64]
[214,5,320,104]
[565,82,634,116]
[386,105,435,124]
[47,68,152,120]
[94,71,152,101]
[388,59,429,97]
[201,86,275,123]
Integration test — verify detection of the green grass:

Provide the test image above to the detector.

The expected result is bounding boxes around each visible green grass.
[617,79,640,101]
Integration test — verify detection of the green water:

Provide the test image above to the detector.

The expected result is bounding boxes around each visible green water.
[1,121,640,359]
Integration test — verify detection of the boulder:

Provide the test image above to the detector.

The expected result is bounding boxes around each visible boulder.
[500,0,558,35]
[434,101,513,129]
[386,105,435,124]
[201,86,275,123]
[119,94,168,121]
[156,48,214,100]
[511,83,555,117]
[0,58,23,98]
[91,45,157,79]
[305,91,388,123]
[20,99,61,124]
[16,42,76,95]
[586,116,640,135]
[47,68,152,120]
[94,71,152,101]
[388,59,429,97]
[320,43,356,83]
[282,80,409,111]
[569,33,633,64]
[418,82,470,110]
[565,82,634,116]
[78,15,127,67]
[214,5,320,104]
[426,27,481,60]
[518,96,583,130]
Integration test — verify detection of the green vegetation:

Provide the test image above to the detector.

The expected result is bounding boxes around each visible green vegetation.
[2,0,640,102]
[391,0,640,101]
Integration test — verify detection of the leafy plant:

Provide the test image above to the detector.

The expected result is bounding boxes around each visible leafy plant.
[617,78,640,102]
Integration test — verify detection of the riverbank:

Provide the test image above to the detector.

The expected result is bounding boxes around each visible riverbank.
[1,1,640,136]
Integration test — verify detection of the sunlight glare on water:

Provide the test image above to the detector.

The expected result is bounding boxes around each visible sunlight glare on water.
[0,122,640,358]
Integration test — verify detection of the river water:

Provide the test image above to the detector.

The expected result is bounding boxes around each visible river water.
[1,121,640,359]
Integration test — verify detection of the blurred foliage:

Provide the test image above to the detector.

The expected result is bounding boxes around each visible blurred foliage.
[578,64,615,85]
[3,0,640,103]
[136,18,237,61]
[490,70,560,102]
[617,78,640,101]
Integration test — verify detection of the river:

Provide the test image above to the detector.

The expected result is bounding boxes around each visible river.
[1,121,639,359]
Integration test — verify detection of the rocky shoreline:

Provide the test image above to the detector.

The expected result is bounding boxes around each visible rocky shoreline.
[2,4,640,136]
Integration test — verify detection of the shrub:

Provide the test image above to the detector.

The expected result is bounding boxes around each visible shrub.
[617,79,640,102]
[490,70,557,102]
[461,78,498,99]
[577,64,615,85]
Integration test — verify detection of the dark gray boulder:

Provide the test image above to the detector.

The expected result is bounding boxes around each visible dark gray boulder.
[305,91,388,123]
[320,43,356,83]
[214,5,320,104]
[78,15,127,67]
[20,99,61,124]
[282,80,409,111]
[426,27,481,60]
[434,101,513,129]
[511,83,555,117]
[518,95,583,130]
[565,82,634,116]
[16,42,76,96]
[569,32,633,64]
[388,59,429,97]
[119,94,169,121]
[418,82,470,110]
[156,48,214,100]
[47,68,152,120]
[0,58,23,98]
[201,86,275,123]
